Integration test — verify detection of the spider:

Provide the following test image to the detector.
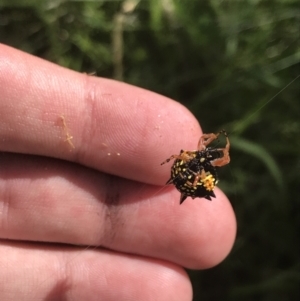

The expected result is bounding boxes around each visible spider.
[161,130,230,204]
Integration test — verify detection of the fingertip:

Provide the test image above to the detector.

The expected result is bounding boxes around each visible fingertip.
[179,188,236,269]
[199,188,236,269]
[143,186,236,269]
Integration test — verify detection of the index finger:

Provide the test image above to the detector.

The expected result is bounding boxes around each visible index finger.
[0,44,201,185]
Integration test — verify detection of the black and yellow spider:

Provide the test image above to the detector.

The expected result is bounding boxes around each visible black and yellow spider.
[161,130,230,204]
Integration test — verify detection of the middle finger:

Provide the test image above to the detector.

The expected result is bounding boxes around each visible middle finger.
[0,153,236,269]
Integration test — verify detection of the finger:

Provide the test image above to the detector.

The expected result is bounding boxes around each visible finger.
[0,241,192,301]
[0,153,236,269]
[0,44,201,185]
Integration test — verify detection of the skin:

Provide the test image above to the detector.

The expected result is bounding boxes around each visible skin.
[0,43,236,301]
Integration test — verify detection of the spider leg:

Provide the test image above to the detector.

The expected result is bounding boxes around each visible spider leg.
[192,169,207,187]
[197,129,229,151]
[160,151,195,165]
[197,133,219,150]
[211,132,230,167]
[161,154,181,165]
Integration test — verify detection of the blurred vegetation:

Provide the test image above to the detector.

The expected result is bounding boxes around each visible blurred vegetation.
[0,0,299,300]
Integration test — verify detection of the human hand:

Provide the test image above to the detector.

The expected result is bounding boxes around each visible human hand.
[0,44,236,301]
